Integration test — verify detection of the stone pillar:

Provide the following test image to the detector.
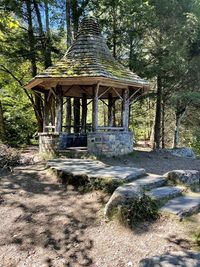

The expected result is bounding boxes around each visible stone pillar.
[55,85,63,133]
[92,83,99,132]
[122,88,129,131]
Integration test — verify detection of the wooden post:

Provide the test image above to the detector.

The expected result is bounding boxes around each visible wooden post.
[55,85,63,133]
[113,98,116,127]
[92,83,99,132]
[66,97,71,133]
[73,98,80,133]
[81,93,87,133]
[122,88,129,131]
[43,91,49,132]
[108,93,113,127]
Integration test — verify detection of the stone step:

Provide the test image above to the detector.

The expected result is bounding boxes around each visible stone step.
[147,186,184,202]
[161,193,200,217]
[47,158,146,182]
[127,174,167,190]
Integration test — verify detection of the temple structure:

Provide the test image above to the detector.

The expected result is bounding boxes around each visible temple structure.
[25,16,149,156]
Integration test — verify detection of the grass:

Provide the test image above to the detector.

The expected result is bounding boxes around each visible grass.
[113,195,160,228]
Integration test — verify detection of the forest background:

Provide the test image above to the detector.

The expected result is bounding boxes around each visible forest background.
[1,0,200,154]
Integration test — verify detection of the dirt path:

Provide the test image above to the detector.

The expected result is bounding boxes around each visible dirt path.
[0,159,196,267]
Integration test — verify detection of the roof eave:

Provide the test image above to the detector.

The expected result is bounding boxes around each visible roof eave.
[25,76,149,91]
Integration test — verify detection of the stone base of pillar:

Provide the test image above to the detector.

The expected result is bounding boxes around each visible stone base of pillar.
[87,131,133,156]
[38,133,59,154]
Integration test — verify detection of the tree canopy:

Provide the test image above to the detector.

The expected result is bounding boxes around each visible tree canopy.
[1,0,200,152]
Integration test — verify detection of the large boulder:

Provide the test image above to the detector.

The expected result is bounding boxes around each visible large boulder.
[167,147,196,159]
[165,170,200,192]
[104,184,143,217]
[139,251,200,267]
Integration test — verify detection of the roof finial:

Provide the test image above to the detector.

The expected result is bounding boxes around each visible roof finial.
[77,16,101,37]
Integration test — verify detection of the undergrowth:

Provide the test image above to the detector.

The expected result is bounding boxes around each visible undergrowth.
[0,143,20,170]
[117,195,159,228]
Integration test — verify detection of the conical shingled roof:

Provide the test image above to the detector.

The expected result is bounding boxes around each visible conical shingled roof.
[26,17,148,89]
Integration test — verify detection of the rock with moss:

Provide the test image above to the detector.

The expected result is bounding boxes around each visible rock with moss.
[104,184,143,217]
[165,170,200,192]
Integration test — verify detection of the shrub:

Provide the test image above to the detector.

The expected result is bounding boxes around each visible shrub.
[117,195,159,228]
[0,143,20,169]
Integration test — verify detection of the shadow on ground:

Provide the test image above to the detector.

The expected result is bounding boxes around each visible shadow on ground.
[0,164,106,266]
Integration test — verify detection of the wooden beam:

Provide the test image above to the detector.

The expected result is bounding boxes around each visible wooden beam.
[122,88,129,131]
[112,87,123,100]
[92,82,100,132]
[98,86,111,98]
[55,85,63,133]
[128,88,141,102]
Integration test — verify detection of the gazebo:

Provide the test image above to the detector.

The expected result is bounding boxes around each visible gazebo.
[25,16,148,156]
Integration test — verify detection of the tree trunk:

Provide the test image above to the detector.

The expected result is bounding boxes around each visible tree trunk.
[33,0,46,65]
[173,109,186,148]
[71,0,79,37]
[25,0,37,77]
[25,0,44,132]
[112,5,117,58]
[154,74,162,149]
[66,0,72,48]
[161,100,165,149]
[44,0,52,67]
[0,100,5,141]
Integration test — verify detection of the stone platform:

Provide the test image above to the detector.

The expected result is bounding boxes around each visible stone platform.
[47,159,146,182]
[48,158,200,218]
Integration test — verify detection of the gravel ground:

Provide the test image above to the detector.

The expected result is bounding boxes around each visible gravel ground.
[0,155,197,267]
[103,149,200,175]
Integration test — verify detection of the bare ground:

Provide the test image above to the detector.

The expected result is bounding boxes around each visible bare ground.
[0,147,200,267]
[103,148,200,175]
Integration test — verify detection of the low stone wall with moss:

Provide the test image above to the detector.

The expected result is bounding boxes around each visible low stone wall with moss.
[87,131,133,156]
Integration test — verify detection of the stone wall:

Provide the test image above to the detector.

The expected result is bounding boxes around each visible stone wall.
[87,131,133,156]
[38,133,59,153]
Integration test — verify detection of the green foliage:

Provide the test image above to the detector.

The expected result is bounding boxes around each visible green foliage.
[117,195,159,228]
[0,143,21,169]
[118,195,159,227]
[193,230,200,249]
[1,0,200,149]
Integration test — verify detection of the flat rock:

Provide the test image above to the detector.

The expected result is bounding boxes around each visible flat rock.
[147,186,183,201]
[48,159,146,182]
[167,147,196,159]
[161,193,200,217]
[128,174,166,190]
[165,170,200,191]
[139,250,200,267]
[104,184,143,217]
